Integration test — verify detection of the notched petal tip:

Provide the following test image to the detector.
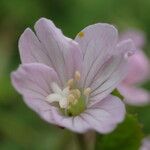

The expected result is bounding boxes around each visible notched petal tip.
[19,27,36,44]
[19,27,32,37]
[34,18,49,27]
[18,28,32,47]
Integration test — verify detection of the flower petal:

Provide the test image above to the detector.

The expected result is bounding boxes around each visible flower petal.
[86,95,125,133]
[122,50,150,85]
[88,40,135,105]
[19,28,52,66]
[34,18,82,86]
[51,108,91,133]
[52,95,125,134]
[118,85,150,106]
[19,18,82,87]
[75,23,118,88]
[11,63,59,123]
[140,136,150,150]
[120,29,145,48]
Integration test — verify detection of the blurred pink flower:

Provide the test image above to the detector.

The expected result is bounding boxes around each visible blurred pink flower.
[118,29,150,106]
[11,18,134,133]
[140,136,150,150]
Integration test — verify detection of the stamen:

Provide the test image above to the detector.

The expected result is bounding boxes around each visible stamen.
[84,88,91,96]
[67,79,74,87]
[46,79,86,116]
[75,71,81,81]
[75,89,81,98]
[68,94,75,103]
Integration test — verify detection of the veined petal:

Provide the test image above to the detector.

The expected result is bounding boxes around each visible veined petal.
[118,85,150,106]
[86,95,125,133]
[52,95,125,134]
[11,63,59,123]
[34,18,82,86]
[75,23,118,88]
[19,18,82,87]
[23,96,56,124]
[122,50,150,85]
[19,28,52,66]
[88,40,135,105]
[51,108,91,133]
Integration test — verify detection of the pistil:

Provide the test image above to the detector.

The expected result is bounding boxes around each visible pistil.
[46,71,91,116]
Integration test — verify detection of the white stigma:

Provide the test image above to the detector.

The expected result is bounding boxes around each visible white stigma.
[46,82,69,108]
[46,82,81,109]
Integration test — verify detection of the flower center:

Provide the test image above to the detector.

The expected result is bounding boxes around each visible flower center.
[46,71,91,116]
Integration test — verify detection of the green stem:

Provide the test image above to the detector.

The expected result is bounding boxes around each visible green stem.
[76,131,96,150]
[76,133,87,150]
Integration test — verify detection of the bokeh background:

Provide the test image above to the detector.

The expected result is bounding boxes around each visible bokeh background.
[0,0,150,149]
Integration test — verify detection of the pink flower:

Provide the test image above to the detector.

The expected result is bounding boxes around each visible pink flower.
[11,18,134,133]
[140,137,150,150]
[118,30,150,106]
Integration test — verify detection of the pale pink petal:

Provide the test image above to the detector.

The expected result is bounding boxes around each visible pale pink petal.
[11,63,59,123]
[75,23,118,88]
[140,137,150,150]
[34,18,82,86]
[120,29,146,48]
[52,95,125,134]
[118,85,150,106]
[88,40,135,105]
[19,18,82,87]
[86,95,125,134]
[19,28,52,66]
[122,50,150,85]
[51,108,91,133]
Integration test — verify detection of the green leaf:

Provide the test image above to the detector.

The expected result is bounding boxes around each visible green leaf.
[128,105,150,134]
[95,115,143,150]
[111,88,124,100]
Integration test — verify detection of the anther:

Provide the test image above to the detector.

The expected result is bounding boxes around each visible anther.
[67,79,74,87]
[84,88,91,96]
[68,94,75,103]
[75,71,81,81]
[75,89,81,98]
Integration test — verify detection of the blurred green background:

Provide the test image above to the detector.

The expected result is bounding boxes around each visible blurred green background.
[0,0,150,149]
